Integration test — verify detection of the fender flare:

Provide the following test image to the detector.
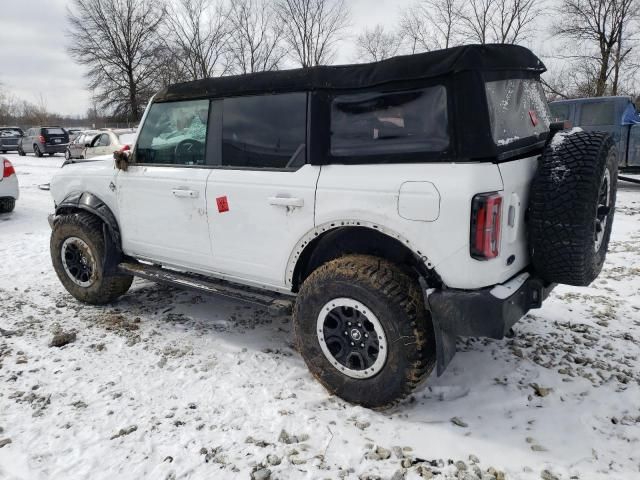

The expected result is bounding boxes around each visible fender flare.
[54,192,123,273]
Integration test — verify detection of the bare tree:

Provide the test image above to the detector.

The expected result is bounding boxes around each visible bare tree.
[227,0,285,74]
[553,0,640,96]
[274,0,350,67]
[399,0,463,53]
[165,0,230,80]
[67,0,166,121]
[354,25,402,62]
[461,0,539,44]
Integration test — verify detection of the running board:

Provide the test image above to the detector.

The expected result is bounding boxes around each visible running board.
[118,261,294,310]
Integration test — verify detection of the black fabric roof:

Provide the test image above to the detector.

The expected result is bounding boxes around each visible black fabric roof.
[154,44,546,102]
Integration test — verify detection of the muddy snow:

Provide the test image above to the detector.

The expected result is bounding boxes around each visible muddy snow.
[0,154,639,480]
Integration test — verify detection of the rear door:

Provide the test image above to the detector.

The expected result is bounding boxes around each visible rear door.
[205,93,318,288]
[43,127,68,147]
[117,99,214,270]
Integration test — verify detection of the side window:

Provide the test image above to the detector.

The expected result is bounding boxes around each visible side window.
[580,102,616,126]
[98,133,110,146]
[222,93,307,169]
[91,135,102,147]
[549,103,570,122]
[330,86,449,156]
[135,99,210,166]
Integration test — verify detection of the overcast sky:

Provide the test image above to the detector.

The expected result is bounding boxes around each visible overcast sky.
[0,0,551,117]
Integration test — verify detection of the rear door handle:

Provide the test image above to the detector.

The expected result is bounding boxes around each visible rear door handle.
[268,196,304,207]
[172,189,199,198]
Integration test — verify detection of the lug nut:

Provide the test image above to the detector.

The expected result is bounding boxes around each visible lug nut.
[350,342,354,346]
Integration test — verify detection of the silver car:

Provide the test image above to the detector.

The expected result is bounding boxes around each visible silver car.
[65,131,101,160]
[83,129,137,159]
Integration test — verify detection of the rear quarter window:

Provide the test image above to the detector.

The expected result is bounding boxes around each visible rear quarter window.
[485,78,550,146]
[330,86,448,156]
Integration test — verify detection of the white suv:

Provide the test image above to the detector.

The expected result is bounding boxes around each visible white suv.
[48,45,618,408]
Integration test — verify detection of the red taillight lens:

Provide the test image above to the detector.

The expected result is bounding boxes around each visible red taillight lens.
[3,158,15,178]
[39,135,46,143]
[470,192,502,260]
[119,144,130,152]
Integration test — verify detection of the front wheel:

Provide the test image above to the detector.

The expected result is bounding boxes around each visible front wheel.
[50,213,133,304]
[293,255,436,408]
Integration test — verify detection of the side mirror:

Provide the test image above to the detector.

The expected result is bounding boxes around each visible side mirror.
[114,149,130,171]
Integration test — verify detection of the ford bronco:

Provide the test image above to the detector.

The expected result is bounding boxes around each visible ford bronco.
[48,45,617,408]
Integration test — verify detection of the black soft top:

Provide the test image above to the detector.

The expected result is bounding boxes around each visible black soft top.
[155,44,545,102]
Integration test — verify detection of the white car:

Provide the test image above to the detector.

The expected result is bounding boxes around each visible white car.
[0,157,19,213]
[83,129,137,159]
[48,45,618,408]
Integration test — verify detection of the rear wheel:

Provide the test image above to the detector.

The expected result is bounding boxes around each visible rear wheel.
[48,152,54,156]
[17,146,25,156]
[293,254,436,408]
[65,149,71,160]
[0,198,15,213]
[34,145,43,157]
[50,213,133,304]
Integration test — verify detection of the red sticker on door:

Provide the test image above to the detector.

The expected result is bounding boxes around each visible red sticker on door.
[529,110,539,126]
[216,196,229,213]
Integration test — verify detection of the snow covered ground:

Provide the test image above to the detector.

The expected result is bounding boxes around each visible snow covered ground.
[0,153,639,480]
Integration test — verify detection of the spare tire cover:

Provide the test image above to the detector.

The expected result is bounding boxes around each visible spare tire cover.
[529,130,618,286]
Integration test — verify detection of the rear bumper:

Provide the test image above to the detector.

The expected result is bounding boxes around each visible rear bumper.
[427,272,555,375]
[0,142,20,151]
[0,174,20,201]
[43,144,68,153]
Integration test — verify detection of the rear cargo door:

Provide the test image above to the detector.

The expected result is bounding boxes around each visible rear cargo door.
[43,127,68,147]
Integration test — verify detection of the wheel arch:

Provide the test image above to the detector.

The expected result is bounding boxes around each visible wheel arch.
[287,221,442,292]
[54,192,123,272]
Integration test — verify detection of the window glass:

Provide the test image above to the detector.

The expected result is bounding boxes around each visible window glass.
[44,128,65,135]
[118,133,136,145]
[549,103,570,122]
[99,133,111,146]
[0,128,22,137]
[135,99,209,165]
[485,78,550,146]
[331,87,448,156]
[222,93,306,169]
[580,102,616,126]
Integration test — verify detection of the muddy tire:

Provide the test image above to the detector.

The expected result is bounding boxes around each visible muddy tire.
[529,131,618,286]
[51,212,133,304]
[0,198,15,213]
[293,254,436,408]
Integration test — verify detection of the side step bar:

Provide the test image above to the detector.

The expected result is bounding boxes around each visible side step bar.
[118,261,294,310]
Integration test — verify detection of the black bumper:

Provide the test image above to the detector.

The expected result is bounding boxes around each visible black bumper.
[43,144,68,153]
[427,273,555,375]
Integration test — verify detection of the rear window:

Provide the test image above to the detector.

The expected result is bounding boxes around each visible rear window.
[485,78,550,146]
[118,133,136,145]
[580,102,616,126]
[0,128,22,137]
[330,86,449,156]
[44,128,66,135]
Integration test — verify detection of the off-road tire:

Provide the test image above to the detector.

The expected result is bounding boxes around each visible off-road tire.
[34,145,43,157]
[51,213,133,304]
[0,198,15,213]
[529,131,618,286]
[293,254,436,408]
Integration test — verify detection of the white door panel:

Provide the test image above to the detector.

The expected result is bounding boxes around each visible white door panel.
[117,166,213,269]
[206,165,320,287]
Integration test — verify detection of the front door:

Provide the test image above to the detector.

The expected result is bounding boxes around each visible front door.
[206,93,318,289]
[117,99,214,271]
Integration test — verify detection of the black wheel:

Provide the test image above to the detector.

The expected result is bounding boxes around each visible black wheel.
[18,146,25,156]
[65,149,71,161]
[34,144,43,157]
[0,198,15,213]
[50,213,133,304]
[293,254,436,408]
[48,152,55,156]
[529,131,618,286]
[1,150,6,154]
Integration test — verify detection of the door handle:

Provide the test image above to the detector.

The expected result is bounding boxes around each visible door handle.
[172,189,199,198]
[268,196,304,207]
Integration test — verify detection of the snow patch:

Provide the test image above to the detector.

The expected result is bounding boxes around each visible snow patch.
[550,127,583,150]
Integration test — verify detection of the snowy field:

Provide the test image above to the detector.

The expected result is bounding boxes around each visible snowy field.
[0,153,639,480]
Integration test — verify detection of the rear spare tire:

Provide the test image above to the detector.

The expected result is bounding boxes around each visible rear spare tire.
[529,130,617,286]
[293,254,436,408]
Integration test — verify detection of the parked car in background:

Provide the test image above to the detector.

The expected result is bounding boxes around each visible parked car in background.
[83,129,136,159]
[550,96,640,170]
[65,128,85,142]
[0,157,19,213]
[65,130,100,160]
[18,127,69,157]
[0,127,24,153]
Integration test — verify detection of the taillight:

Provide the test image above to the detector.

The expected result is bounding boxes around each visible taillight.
[39,135,46,143]
[3,158,15,178]
[119,144,130,152]
[470,192,502,260]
